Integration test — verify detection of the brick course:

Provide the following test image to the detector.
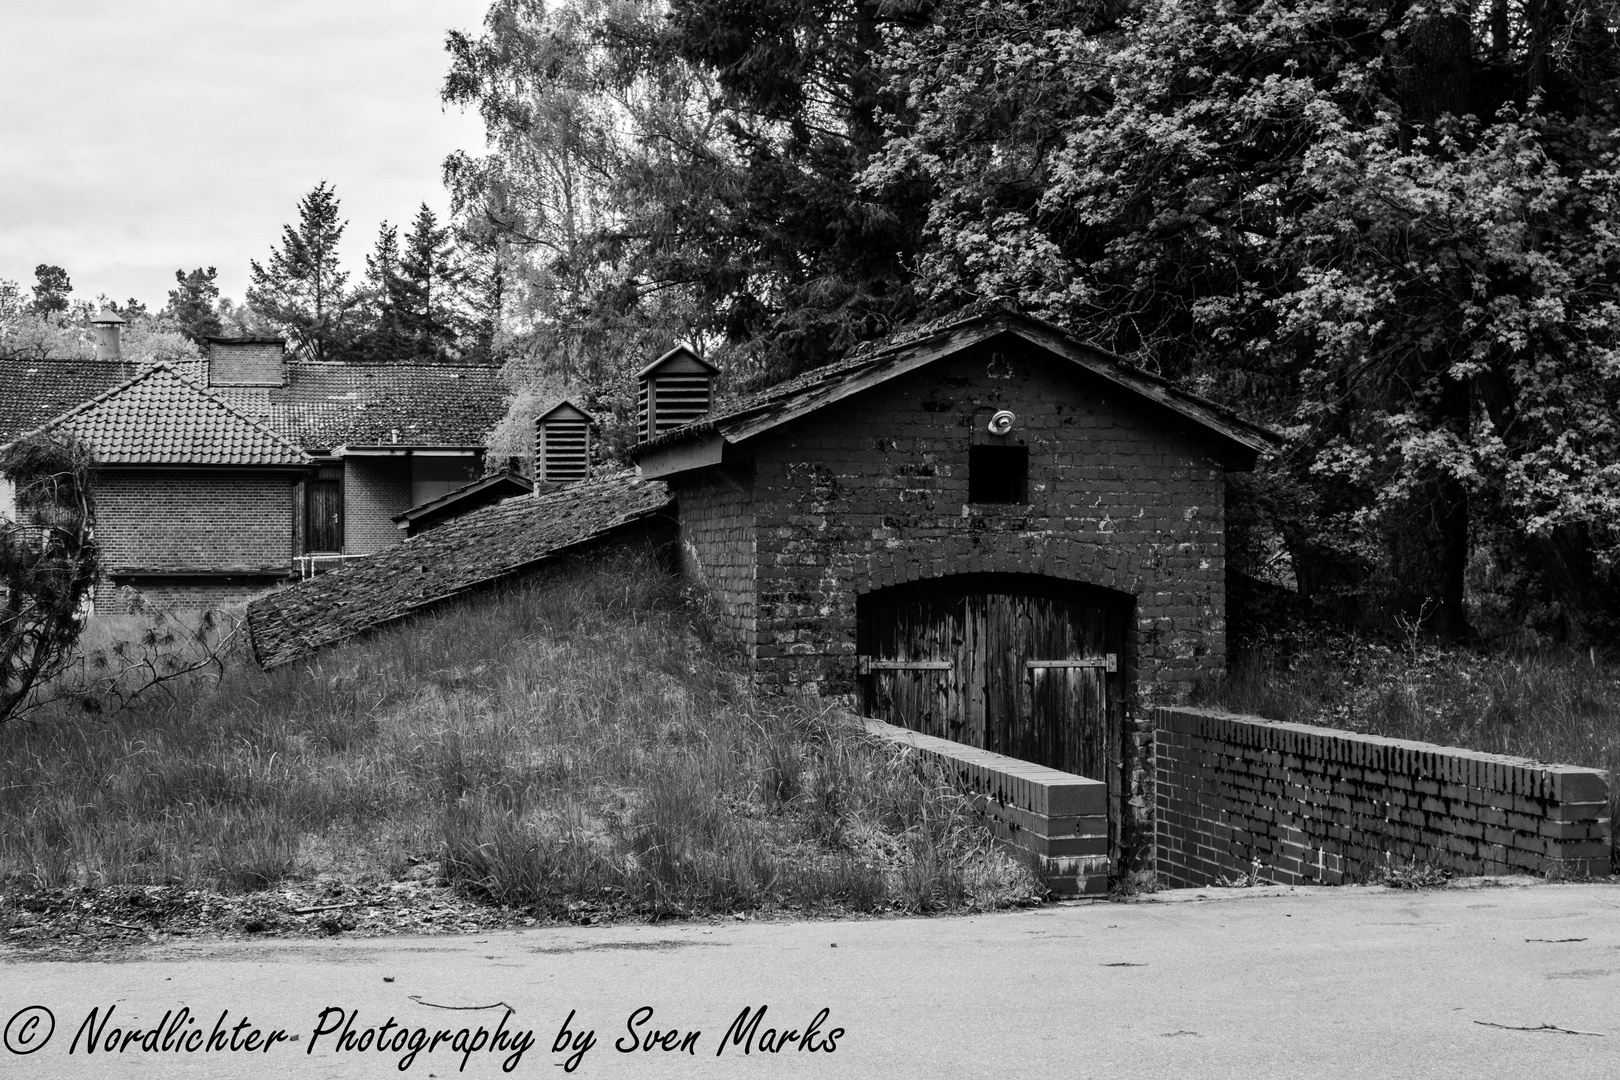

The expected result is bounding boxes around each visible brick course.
[1154,706,1613,885]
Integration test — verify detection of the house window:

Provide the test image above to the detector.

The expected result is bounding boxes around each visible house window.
[969,445,1029,504]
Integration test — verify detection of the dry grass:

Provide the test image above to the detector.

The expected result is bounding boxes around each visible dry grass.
[1197,634,1620,866]
[0,546,1039,918]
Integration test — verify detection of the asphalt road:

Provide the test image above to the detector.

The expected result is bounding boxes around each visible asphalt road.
[4,880,1619,1079]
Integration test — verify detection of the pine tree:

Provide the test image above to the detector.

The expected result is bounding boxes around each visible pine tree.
[29,265,71,315]
[358,222,410,361]
[247,182,360,360]
[397,204,458,363]
[163,267,224,345]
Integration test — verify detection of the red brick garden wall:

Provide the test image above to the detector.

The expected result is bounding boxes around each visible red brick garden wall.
[1154,706,1613,885]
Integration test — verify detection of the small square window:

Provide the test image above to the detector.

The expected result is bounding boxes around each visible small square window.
[969,444,1029,504]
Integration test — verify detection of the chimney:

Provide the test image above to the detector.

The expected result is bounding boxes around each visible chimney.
[636,343,717,443]
[207,337,287,388]
[90,306,125,362]
[534,400,594,485]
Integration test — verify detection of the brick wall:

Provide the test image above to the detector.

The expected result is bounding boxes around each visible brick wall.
[208,340,285,386]
[344,458,411,554]
[672,466,756,650]
[863,718,1110,896]
[94,470,296,572]
[95,578,279,615]
[745,342,1228,703]
[1154,706,1613,885]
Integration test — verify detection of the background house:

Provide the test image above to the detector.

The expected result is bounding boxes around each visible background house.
[198,338,508,570]
[4,363,312,613]
[1,328,511,607]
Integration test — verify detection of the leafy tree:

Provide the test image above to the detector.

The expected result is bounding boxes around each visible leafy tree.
[163,267,224,344]
[0,432,99,725]
[877,0,1620,640]
[248,182,361,360]
[0,281,200,368]
[443,0,933,383]
[30,264,72,314]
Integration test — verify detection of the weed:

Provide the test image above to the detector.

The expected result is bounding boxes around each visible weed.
[1,546,1041,918]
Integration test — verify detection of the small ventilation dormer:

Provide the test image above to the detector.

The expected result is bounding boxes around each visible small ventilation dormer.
[535,400,594,484]
[637,344,717,443]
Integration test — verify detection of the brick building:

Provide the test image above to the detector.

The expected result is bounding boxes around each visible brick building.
[636,307,1275,854]
[197,338,507,568]
[2,334,510,608]
[248,305,1277,859]
[3,363,312,612]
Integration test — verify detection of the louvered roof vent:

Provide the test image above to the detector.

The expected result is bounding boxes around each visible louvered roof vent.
[637,343,717,443]
[535,399,594,485]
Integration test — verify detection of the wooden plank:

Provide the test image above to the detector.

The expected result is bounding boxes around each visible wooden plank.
[1027,655,1116,672]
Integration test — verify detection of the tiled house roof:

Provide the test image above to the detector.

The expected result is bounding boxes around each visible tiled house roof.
[0,356,131,443]
[2,356,510,454]
[245,472,674,668]
[215,362,508,451]
[635,302,1280,463]
[8,364,310,466]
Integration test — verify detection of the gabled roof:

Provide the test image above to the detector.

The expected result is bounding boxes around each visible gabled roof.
[0,356,132,442]
[536,399,595,424]
[636,343,717,378]
[6,363,310,467]
[634,304,1280,473]
[213,361,508,451]
[245,471,674,669]
[392,469,534,533]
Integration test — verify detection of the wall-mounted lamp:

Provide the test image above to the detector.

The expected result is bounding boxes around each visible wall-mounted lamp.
[987,410,1017,436]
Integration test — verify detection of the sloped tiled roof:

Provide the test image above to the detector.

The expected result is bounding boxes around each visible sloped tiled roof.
[391,469,534,534]
[635,302,1280,465]
[245,472,674,669]
[214,362,508,450]
[8,364,310,466]
[0,356,131,442]
[1,355,507,454]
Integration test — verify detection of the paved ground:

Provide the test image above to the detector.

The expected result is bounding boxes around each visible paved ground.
[4,879,1619,1079]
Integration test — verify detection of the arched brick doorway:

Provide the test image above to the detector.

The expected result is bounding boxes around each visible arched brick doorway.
[857,573,1131,851]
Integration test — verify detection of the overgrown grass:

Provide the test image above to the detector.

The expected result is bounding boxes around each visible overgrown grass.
[1197,632,1620,867]
[0,546,1038,917]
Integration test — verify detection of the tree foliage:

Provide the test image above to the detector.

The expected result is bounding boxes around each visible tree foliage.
[0,433,99,725]
[247,182,360,361]
[163,267,224,345]
[865,0,1620,640]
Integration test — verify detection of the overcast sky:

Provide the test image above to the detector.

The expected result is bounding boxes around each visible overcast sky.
[0,0,491,310]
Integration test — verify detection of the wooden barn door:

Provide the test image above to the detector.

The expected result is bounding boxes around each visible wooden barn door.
[860,579,1125,849]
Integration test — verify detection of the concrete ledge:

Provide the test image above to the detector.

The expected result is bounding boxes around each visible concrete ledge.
[862,718,1110,897]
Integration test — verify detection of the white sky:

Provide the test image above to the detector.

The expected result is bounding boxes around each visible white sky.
[0,0,492,310]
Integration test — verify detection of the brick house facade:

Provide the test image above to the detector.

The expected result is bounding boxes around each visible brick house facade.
[638,308,1275,859]
[642,311,1270,702]
[2,340,508,612]
[0,363,312,614]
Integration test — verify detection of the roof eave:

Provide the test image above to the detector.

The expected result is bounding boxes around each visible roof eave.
[636,429,728,480]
